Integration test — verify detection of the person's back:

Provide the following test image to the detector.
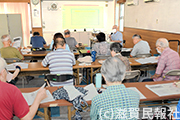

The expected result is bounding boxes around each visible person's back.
[0,81,29,119]
[65,37,77,50]
[30,36,46,48]
[156,47,180,81]
[92,42,110,56]
[90,84,139,119]
[0,46,23,60]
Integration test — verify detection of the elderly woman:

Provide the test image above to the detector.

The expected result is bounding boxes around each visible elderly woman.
[91,32,110,61]
[90,57,140,120]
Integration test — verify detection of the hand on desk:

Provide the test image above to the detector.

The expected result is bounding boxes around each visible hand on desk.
[36,87,48,102]
[173,81,180,88]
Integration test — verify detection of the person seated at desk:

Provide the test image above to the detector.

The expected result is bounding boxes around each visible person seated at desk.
[0,57,47,120]
[91,32,110,61]
[90,57,139,120]
[109,25,123,46]
[130,34,151,57]
[110,42,131,71]
[30,32,47,50]
[0,34,24,60]
[41,35,76,86]
[50,32,70,51]
[143,38,180,82]
[64,29,79,50]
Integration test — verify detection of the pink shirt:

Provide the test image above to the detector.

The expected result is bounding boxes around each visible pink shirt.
[154,47,180,81]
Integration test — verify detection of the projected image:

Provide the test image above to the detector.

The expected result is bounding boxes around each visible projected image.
[62,6,104,29]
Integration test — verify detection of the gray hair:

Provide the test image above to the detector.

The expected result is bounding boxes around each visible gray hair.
[1,34,10,42]
[101,56,126,82]
[0,57,7,73]
[156,38,169,48]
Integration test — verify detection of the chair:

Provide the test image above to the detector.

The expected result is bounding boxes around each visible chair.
[135,53,151,58]
[12,36,22,49]
[44,74,75,86]
[96,55,110,60]
[4,58,21,63]
[122,70,141,83]
[162,69,180,81]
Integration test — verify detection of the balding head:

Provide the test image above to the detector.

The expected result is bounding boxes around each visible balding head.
[156,38,169,48]
[112,25,118,29]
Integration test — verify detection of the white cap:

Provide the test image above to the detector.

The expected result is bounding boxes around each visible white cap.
[0,57,7,73]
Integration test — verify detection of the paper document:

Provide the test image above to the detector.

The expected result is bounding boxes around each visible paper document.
[135,56,158,64]
[127,87,146,99]
[21,48,31,55]
[146,83,180,97]
[6,62,29,71]
[122,48,132,52]
[22,85,55,105]
[84,83,98,101]
[98,60,105,64]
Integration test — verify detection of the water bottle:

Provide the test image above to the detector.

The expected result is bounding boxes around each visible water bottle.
[91,51,96,62]
[96,73,102,88]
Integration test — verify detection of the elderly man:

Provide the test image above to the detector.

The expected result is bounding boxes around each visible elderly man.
[110,42,131,71]
[0,57,47,119]
[143,38,180,82]
[0,34,24,60]
[109,25,123,46]
[41,35,76,86]
[130,34,151,57]
[90,57,139,120]
[64,29,79,50]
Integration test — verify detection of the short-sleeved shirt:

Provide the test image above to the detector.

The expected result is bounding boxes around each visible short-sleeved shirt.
[90,84,140,120]
[130,40,151,57]
[92,42,111,56]
[65,37,78,50]
[49,40,70,51]
[115,53,131,71]
[0,81,29,119]
[111,31,123,46]
[30,36,46,48]
[154,47,180,81]
[0,47,23,59]
[42,48,76,75]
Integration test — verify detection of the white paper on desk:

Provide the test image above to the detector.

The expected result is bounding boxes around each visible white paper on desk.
[6,62,28,71]
[122,48,132,52]
[146,83,180,97]
[98,60,105,64]
[84,83,98,101]
[64,86,84,101]
[127,87,146,99]
[135,56,158,64]
[22,84,55,105]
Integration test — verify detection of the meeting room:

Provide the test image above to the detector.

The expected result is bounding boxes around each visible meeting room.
[0,0,180,120]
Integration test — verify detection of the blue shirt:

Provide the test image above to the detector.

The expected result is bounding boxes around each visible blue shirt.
[90,84,140,120]
[111,31,123,45]
[30,36,46,48]
[49,40,70,51]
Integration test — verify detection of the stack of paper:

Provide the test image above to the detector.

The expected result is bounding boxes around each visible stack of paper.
[146,83,180,97]
[135,56,158,64]
[6,62,29,71]
[127,87,146,99]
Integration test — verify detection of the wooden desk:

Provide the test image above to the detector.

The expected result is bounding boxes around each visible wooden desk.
[19,80,180,120]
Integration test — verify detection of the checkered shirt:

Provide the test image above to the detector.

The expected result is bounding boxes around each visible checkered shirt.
[90,84,140,120]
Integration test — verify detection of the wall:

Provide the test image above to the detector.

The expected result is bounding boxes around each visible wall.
[124,0,180,34]
[42,1,115,44]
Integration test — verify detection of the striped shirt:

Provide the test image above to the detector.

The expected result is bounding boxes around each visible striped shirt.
[90,84,140,120]
[154,47,180,81]
[42,48,76,75]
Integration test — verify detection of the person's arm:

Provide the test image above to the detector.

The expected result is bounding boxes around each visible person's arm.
[41,55,49,67]
[12,66,21,79]
[20,87,47,120]
[15,48,24,60]
[151,73,161,79]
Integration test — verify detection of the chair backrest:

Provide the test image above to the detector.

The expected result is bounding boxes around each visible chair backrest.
[45,74,74,86]
[4,58,21,63]
[135,53,151,58]
[163,69,180,80]
[168,40,179,53]
[96,55,110,60]
[123,70,141,82]
[12,36,22,48]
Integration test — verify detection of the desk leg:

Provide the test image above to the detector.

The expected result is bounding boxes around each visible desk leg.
[22,76,26,88]
[68,106,72,120]
[44,108,49,120]
[91,67,93,83]
[77,68,79,85]
[48,107,51,120]
[87,68,89,84]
